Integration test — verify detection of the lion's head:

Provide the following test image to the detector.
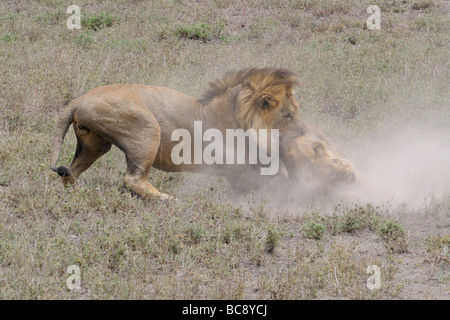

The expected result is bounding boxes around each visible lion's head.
[199,68,305,133]
[310,141,357,184]
[283,135,358,186]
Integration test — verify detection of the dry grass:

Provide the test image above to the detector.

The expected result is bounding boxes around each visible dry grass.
[0,0,449,299]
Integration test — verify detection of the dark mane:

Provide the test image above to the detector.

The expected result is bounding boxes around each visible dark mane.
[197,67,299,105]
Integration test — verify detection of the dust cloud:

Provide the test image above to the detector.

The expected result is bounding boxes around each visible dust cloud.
[348,124,450,208]
[174,103,450,213]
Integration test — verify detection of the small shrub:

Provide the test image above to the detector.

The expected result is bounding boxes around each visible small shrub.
[175,23,212,41]
[336,213,365,234]
[264,229,280,253]
[377,220,405,240]
[302,221,326,240]
[332,204,376,234]
[376,220,408,253]
[426,235,450,265]
[82,12,118,31]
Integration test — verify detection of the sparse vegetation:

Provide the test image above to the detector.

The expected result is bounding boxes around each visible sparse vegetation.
[376,220,408,253]
[0,0,449,299]
[302,221,326,240]
[82,12,118,31]
[260,242,401,299]
[426,235,450,265]
[175,23,212,41]
[411,0,434,11]
[1,33,18,42]
[75,33,94,48]
[264,228,281,253]
[175,22,226,42]
[301,204,409,254]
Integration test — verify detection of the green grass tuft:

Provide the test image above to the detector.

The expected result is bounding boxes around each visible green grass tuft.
[175,23,212,41]
[302,221,326,240]
[82,12,119,32]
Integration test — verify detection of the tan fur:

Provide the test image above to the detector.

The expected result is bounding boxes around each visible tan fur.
[283,135,358,186]
[50,68,357,199]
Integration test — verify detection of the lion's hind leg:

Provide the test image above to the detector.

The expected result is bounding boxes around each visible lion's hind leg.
[112,113,173,201]
[122,148,173,201]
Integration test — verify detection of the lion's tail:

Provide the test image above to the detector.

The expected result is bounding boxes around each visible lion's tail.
[50,102,76,177]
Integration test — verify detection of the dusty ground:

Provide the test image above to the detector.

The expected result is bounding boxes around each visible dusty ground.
[0,0,449,299]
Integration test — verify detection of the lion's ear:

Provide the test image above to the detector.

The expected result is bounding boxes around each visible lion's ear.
[259,94,277,110]
[312,141,327,158]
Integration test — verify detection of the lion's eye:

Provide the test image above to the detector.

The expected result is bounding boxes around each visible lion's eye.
[284,113,293,120]
[333,158,340,164]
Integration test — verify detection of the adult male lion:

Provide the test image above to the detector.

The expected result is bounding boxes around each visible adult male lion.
[50,68,358,199]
